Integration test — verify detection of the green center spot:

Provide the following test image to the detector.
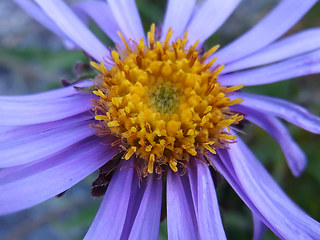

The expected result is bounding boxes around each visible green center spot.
[150,86,179,114]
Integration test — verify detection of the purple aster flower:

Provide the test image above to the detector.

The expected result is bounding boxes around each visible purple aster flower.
[1,0,320,239]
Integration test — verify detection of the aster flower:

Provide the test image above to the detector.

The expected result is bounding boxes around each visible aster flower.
[1,0,320,239]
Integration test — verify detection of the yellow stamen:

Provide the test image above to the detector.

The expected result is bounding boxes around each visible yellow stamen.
[91,25,243,174]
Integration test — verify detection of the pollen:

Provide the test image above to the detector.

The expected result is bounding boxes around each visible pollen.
[92,24,243,175]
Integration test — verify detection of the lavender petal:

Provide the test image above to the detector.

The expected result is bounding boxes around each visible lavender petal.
[0,136,118,215]
[232,104,307,176]
[237,92,320,133]
[0,80,92,101]
[225,135,320,239]
[34,0,110,65]
[215,0,318,65]
[13,0,75,48]
[191,160,227,239]
[128,175,162,240]
[161,0,196,41]
[0,121,95,168]
[0,94,94,126]
[167,171,198,240]
[187,0,241,45]
[108,0,145,42]
[84,159,134,240]
[74,1,121,44]
[219,49,320,86]
[224,28,320,73]
[252,213,266,240]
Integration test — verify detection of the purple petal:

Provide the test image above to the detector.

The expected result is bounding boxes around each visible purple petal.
[0,94,94,126]
[215,0,318,64]
[0,112,92,143]
[252,213,266,240]
[14,0,75,48]
[219,49,320,86]
[0,80,93,101]
[227,136,320,239]
[167,171,199,240]
[224,28,320,73]
[108,0,145,42]
[161,0,196,41]
[232,104,307,176]
[0,136,118,215]
[210,152,282,237]
[237,92,320,133]
[128,175,162,240]
[120,173,147,240]
[188,161,227,239]
[84,159,134,240]
[34,0,110,64]
[0,121,95,168]
[74,1,121,44]
[187,0,240,45]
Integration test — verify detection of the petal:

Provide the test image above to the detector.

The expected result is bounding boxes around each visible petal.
[167,171,199,240]
[0,136,118,215]
[84,159,134,240]
[188,161,227,240]
[0,112,92,143]
[210,152,281,237]
[219,49,320,86]
[237,92,320,134]
[224,28,320,73]
[187,0,241,45]
[14,0,72,44]
[226,135,320,239]
[161,0,196,41]
[0,94,94,126]
[0,121,95,168]
[73,1,121,44]
[0,80,92,101]
[34,0,110,64]
[107,0,145,42]
[252,213,266,240]
[232,104,307,176]
[128,175,162,240]
[120,173,147,240]
[215,0,318,64]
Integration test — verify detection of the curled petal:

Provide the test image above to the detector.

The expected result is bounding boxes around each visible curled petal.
[237,92,320,134]
[232,104,307,176]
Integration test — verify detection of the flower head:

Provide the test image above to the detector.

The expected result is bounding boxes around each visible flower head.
[2,0,320,239]
[92,25,243,175]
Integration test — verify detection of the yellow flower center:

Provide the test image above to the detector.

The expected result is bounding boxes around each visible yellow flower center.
[91,24,243,175]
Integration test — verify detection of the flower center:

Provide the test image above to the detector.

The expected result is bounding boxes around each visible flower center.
[92,24,243,175]
[149,84,179,114]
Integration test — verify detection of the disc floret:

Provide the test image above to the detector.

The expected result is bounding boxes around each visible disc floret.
[92,24,243,175]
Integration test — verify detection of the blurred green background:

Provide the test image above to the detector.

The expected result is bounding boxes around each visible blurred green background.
[0,0,319,239]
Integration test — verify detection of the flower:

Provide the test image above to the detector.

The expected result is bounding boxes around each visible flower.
[1,0,320,239]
